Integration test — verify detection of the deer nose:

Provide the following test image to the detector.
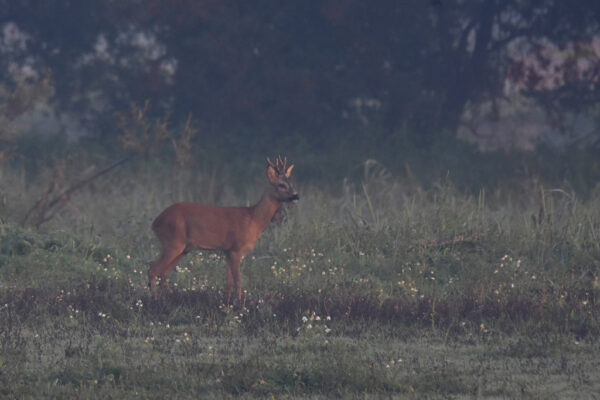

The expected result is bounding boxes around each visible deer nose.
[289,193,299,201]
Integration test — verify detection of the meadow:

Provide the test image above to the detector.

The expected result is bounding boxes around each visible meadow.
[1,157,600,399]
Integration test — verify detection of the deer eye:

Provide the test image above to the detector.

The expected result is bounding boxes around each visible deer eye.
[277,183,287,190]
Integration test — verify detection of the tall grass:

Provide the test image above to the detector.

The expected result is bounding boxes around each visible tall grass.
[1,158,600,398]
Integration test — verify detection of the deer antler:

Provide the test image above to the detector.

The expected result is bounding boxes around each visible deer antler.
[276,155,288,174]
[266,157,278,172]
[268,156,289,175]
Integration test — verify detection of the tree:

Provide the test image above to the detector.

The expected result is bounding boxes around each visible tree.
[1,0,599,149]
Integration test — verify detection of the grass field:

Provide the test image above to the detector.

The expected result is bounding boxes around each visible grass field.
[1,160,600,398]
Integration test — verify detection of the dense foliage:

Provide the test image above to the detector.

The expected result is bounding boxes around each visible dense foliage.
[1,1,600,147]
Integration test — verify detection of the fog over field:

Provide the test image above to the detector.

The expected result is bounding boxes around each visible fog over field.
[1,1,600,398]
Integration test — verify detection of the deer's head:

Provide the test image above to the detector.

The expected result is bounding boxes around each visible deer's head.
[266,156,299,202]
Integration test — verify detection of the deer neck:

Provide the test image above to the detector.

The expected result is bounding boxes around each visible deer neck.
[251,190,281,231]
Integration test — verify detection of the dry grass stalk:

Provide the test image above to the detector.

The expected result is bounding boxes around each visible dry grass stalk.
[172,113,198,167]
[117,101,170,157]
[419,233,480,249]
[21,157,129,229]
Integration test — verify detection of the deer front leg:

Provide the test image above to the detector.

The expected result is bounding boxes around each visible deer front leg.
[226,252,243,305]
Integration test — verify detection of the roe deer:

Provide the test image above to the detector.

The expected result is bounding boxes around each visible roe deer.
[148,156,298,303]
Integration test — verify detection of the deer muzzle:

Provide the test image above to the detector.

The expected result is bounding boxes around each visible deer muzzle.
[288,193,299,202]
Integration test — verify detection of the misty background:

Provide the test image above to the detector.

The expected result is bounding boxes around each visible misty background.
[1,0,600,205]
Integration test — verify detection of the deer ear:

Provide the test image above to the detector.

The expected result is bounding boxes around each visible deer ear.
[267,164,278,183]
[285,164,294,178]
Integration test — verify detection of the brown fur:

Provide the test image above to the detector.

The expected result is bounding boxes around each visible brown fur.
[148,157,298,303]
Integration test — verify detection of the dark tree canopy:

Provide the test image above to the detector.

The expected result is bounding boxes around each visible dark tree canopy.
[1,0,599,148]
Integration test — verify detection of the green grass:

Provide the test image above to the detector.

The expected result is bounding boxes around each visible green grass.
[1,162,600,398]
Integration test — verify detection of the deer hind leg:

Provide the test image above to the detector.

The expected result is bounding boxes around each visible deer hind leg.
[148,244,186,298]
[158,252,186,289]
[226,261,234,305]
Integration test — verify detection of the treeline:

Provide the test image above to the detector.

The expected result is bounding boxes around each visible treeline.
[1,0,600,147]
